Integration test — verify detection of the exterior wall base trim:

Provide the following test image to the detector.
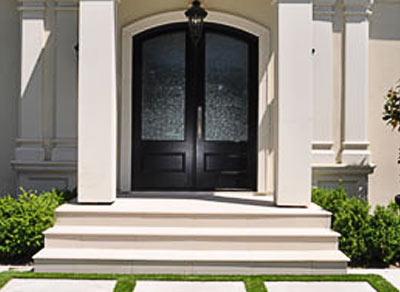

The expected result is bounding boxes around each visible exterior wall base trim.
[312,164,375,199]
[11,160,77,193]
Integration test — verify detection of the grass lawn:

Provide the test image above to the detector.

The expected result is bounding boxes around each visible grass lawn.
[0,272,398,292]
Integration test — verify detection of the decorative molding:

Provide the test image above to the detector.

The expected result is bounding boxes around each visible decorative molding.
[17,6,46,12]
[17,0,46,2]
[16,138,76,145]
[55,0,78,12]
[17,0,46,12]
[312,141,334,150]
[11,160,77,172]
[312,163,375,174]
[343,0,374,17]
[18,0,78,12]
[342,141,370,150]
[272,0,313,4]
[16,138,43,146]
[313,0,336,17]
[52,138,77,146]
[374,0,400,4]
[312,164,375,199]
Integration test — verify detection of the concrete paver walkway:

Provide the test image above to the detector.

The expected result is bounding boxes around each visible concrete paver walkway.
[265,281,376,292]
[134,281,246,292]
[349,269,400,290]
[1,269,400,291]
[0,279,117,292]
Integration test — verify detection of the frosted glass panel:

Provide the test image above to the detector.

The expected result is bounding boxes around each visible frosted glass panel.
[205,33,249,142]
[141,32,185,141]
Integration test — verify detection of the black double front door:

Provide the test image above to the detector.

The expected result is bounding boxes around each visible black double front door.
[132,23,258,191]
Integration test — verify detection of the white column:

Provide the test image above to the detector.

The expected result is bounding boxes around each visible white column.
[17,1,47,161]
[78,0,117,203]
[312,0,336,164]
[341,0,372,165]
[275,0,313,206]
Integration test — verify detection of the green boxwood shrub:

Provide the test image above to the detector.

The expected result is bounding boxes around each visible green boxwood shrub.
[0,189,75,265]
[366,202,400,267]
[313,187,400,267]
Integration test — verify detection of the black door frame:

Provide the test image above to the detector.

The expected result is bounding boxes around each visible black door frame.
[131,22,258,191]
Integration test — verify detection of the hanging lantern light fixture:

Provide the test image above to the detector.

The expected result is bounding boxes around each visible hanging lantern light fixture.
[185,0,208,45]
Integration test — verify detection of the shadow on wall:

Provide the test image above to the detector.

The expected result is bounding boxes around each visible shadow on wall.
[370,3,400,41]
[0,0,19,196]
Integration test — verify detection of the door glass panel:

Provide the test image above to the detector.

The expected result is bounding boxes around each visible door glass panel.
[141,32,185,141]
[205,32,249,142]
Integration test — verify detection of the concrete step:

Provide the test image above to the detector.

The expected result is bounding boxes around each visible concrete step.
[33,248,349,275]
[56,212,331,228]
[54,198,331,228]
[44,226,339,251]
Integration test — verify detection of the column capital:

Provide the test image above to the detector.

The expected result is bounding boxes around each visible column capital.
[314,0,337,6]
[55,0,78,12]
[17,0,46,12]
[273,0,313,5]
[313,0,336,20]
[343,0,373,7]
[343,0,374,18]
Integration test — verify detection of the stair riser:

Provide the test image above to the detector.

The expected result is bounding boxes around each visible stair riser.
[34,259,347,275]
[55,214,331,228]
[45,236,338,250]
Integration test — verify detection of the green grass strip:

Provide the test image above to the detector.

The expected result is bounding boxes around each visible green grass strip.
[114,276,136,292]
[0,273,12,290]
[244,277,268,292]
[0,272,397,292]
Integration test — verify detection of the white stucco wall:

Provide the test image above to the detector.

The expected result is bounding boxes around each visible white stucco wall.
[0,0,19,195]
[368,0,400,207]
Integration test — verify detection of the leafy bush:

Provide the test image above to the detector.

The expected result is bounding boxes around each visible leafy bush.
[313,187,400,267]
[0,188,76,264]
[312,187,371,266]
[383,79,400,131]
[365,202,400,267]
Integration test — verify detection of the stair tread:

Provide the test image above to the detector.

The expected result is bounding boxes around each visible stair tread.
[34,248,349,262]
[56,196,331,217]
[45,226,340,237]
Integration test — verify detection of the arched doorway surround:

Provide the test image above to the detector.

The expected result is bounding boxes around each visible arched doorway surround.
[120,11,271,192]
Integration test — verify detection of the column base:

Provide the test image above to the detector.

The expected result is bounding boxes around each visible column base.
[312,142,336,164]
[11,160,77,194]
[341,141,371,165]
[312,164,375,199]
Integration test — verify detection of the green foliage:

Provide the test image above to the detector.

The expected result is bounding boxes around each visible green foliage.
[366,202,400,266]
[313,187,400,267]
[0,188,76,264]
[383,80,400,131]
[312,187,371,265]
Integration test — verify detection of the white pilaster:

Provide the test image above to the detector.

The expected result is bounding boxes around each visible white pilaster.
[275,0,313,206]
[15,0,77,192]
[341,0,372,165]
[78,0,117,203]
[17,0,47,161]
[312,0,336,164]
[52,0,78,162]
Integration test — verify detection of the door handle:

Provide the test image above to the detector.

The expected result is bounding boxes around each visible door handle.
[197,106,202,139]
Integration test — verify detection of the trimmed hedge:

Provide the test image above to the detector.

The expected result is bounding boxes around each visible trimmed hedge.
[312,187,400,267]
[0,189,76,264]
